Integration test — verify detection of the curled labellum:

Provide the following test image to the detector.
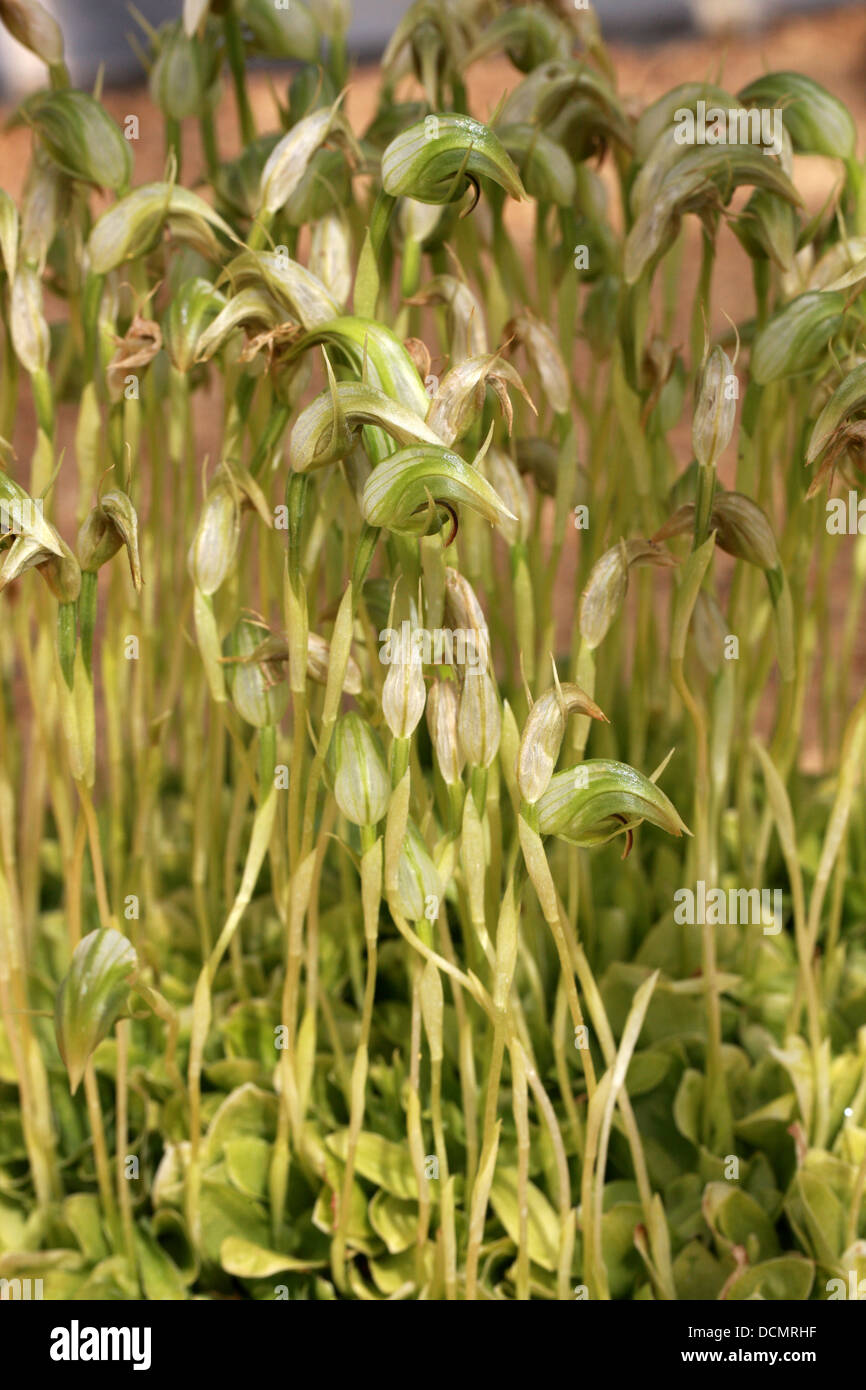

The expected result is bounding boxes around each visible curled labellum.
[362,443,516,539]
[381,113,527,207]
[535,759,690,849]
[517,683,607,804]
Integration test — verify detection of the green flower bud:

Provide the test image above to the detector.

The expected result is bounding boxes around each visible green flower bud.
[290,378,444,473]
[381,620,427,739]
[0,0,64,68]
[426,677,464,785]
[309,212,352,308]
[395,821,441,922]
[466,7,571,73]
[286,63,337,127]
[458,668,501,769]
[149,20,221,122]
[535,759,689,847]
[517,683,607,804]
[516,437,558,496]
[19,90,131,192]
[241,0,319,62]
[382,114,527,206]
[188,466,240,595]
[221,249,338,330]
[10,264,49,374]
[55,929,137,1094]
[692,345,736,470]
[482,447,530,546]
[443,568,490,660]
[497,123,575,207]
[0,188,19,282]
[333,712,391,827]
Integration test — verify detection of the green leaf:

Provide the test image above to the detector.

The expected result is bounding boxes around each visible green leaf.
[724,1255,815,1301]
[489,1168,560,1272]
[326,1130,419,1200]
[220,1237,325,1279]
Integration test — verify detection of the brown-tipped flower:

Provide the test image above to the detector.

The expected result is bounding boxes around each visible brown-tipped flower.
[77,490,143,591]
[1,530,81,604]
[333,712,391,827]
[381,616,427,739]
[425,352,535,446]
[710,491,780,571]
[579,539,676,650]
[458,668,501,769]
[426,677,464,785]
[505,309,570,415]
[106,314,162,402]
[692,345,736,470]
[517,683,607,804]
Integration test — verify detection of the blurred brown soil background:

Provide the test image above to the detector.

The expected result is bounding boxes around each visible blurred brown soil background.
[2,2,865,768]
